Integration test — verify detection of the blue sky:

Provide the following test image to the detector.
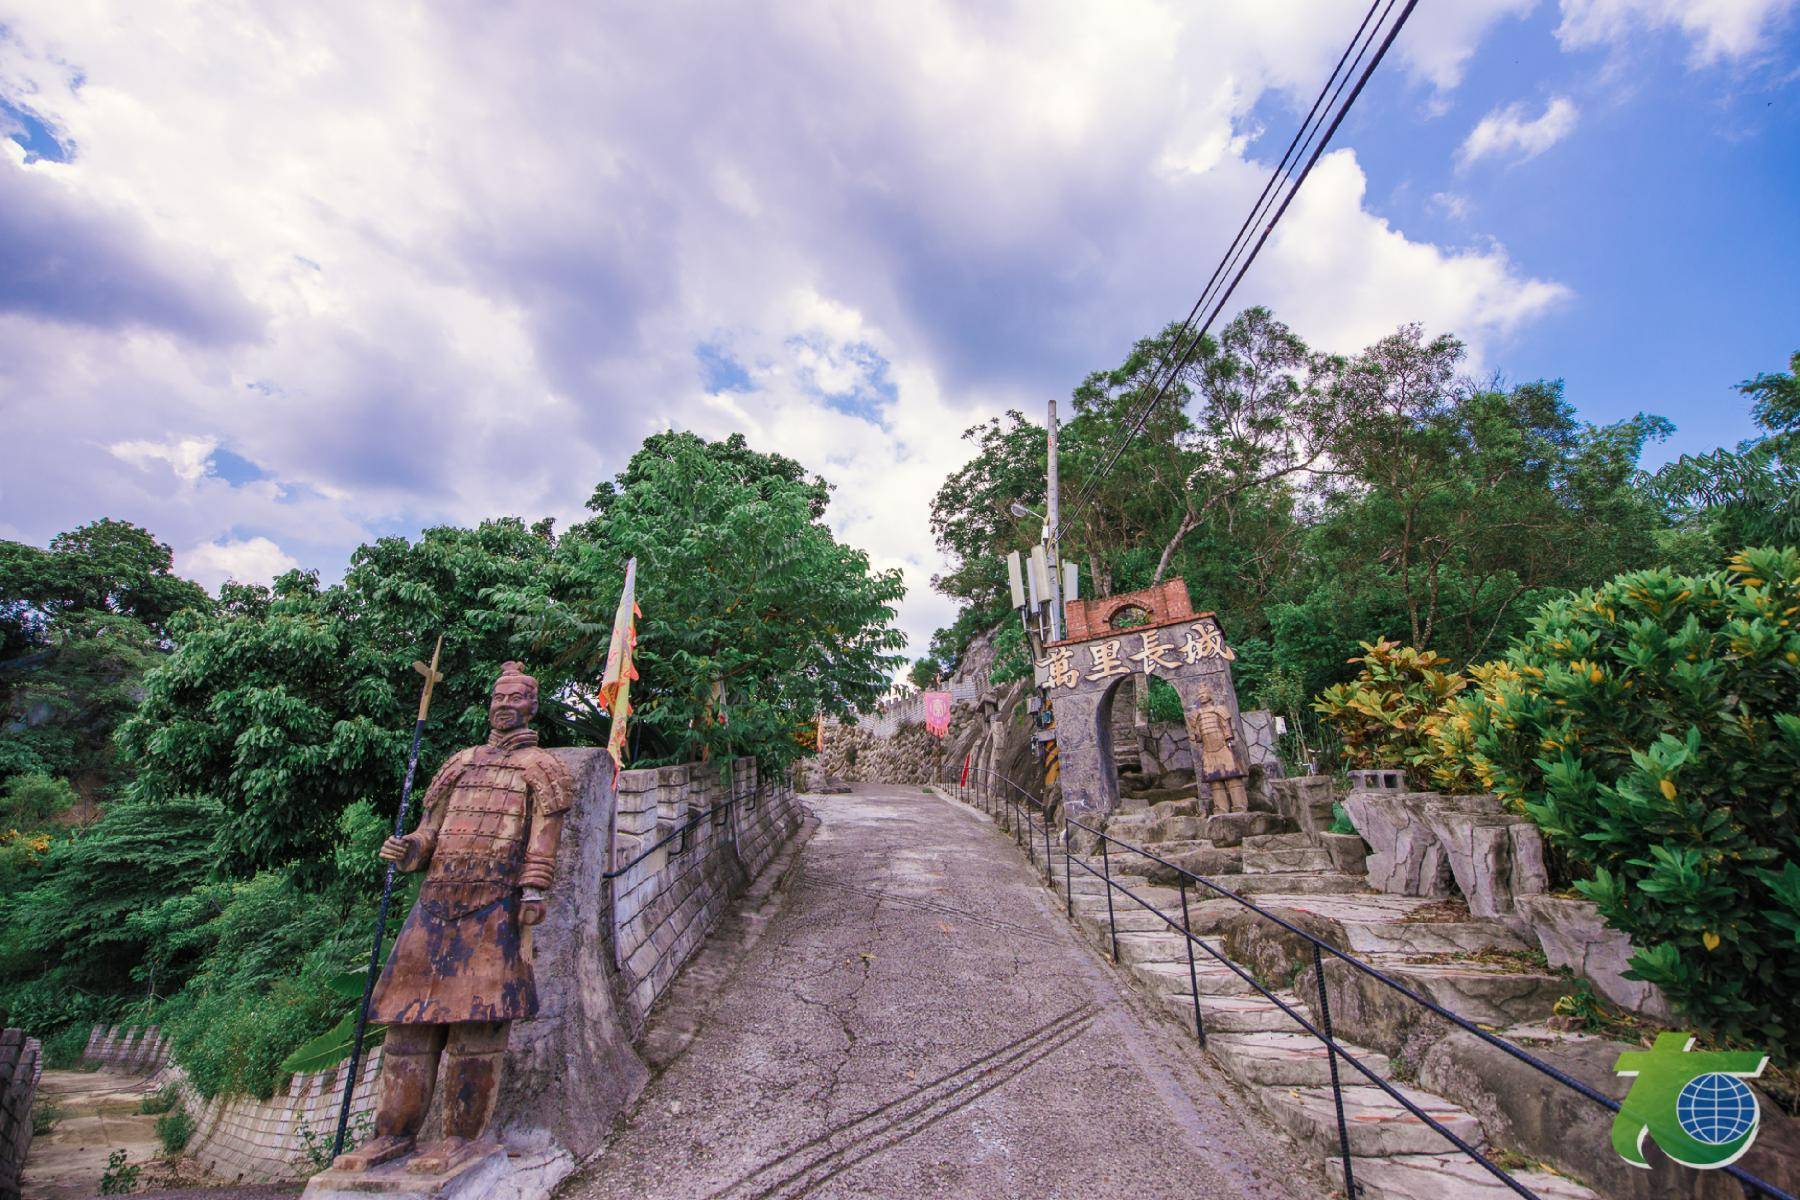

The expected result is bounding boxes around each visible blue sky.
[1326,2,1800,459]
[1,1,1796,659]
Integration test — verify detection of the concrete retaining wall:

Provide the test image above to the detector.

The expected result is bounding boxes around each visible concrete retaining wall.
[1,1028,42,1200]
[80,1024,171,1073]
[75,751,805,1187]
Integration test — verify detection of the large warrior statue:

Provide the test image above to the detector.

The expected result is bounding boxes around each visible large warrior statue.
[333,662,573,1176]
[1187,679,1249,814]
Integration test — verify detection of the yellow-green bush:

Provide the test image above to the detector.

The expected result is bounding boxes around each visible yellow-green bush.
[1449,548,1800,1059]
[1311,639,1469,788]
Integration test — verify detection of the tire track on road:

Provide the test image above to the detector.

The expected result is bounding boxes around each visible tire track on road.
[703,1002,1098,1200]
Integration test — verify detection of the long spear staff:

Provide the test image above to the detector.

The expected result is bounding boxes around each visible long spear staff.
[331,635,445,1160]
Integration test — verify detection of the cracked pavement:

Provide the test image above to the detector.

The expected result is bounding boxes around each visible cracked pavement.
[560,784,1316,1200]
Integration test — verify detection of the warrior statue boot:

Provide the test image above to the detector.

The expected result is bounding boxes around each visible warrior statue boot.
[406,1022,508,1174]
[328,1025,444,1171]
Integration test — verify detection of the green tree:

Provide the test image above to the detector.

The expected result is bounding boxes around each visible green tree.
[500,432,907,768]
[1,521,210,791]
[117,520,556,878]
[1655,349,1800,545]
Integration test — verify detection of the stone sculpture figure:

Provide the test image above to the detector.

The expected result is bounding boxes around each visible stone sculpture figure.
[1187,682,1248,813]
[332,662,573,1177]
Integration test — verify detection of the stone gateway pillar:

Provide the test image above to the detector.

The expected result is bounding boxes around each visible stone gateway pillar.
[1042,580,1246,821]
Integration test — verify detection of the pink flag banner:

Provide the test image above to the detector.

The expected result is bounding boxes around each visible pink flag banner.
[922,690,953,738]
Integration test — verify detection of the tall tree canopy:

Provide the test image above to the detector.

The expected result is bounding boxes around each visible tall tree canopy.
[497,431,908,769]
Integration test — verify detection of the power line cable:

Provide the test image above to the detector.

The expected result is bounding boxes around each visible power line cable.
[1060,0,1418,534]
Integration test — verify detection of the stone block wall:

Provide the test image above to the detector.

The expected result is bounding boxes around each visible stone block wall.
[607,756,801,1033]
[81,1023,172,1073]
[1,1028,42,1200]
[181,1046,384,1181]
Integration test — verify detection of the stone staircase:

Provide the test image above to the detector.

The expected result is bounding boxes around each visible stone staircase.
[1033,797,1598,1200]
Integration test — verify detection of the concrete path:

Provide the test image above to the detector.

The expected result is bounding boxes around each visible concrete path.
[562,784,1316,1200]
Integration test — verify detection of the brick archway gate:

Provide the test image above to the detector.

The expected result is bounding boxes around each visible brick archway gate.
[1041,580,1247,820]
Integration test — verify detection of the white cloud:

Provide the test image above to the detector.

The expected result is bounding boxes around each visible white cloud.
[0,2,1568,660]
[108,436,219,484]
[1556,0,1800,64]
[180,536,300,591]
[1458,96,1580,167]
[1430,191,1474,220]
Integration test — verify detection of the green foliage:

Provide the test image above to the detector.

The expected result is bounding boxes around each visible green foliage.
[1328,803,1356,836]
[1654,350,1800,545]
[925,310,1676,707]
[1140,675,1183,724]
[906,658,941,691]
[1,520,209,794]
[3,773,76,825]
[31,1097,62,1136]
[988,621,1031,687]
[100,1149,139,1194]
[498,432,906,769]
[138,1085,178,1115]
[156,1105,195,1154]
[1312,639,1469,787]
[118,520,555,879]
[1448,549,1800,1060]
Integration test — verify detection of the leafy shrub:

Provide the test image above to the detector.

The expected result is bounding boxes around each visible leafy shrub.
[138,1085,178,1115]
[1311,639,1469,787]
[156,1106,195,1155]
[31,1098,62,1136]
[100,1149,139,1194]
[1327,803,1356,836]
[1449,549,1800,1060]
[1140,675,1183,724]
[2,773,76,825]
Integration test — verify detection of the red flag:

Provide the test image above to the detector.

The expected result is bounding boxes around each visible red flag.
[959,753,970,787]
[922,690,952,738]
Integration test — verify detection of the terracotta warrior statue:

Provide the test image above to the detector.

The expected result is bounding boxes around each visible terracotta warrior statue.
[333,662,573,1176]
[1187,681,1249,814]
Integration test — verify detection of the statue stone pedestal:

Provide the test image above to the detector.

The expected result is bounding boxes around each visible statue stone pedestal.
[302,1146,508,1199]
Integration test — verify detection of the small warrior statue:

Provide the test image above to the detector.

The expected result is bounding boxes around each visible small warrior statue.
[332,662,573,1176]
[1187,681,1249,814]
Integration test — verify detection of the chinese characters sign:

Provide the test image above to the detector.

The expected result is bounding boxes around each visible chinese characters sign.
[1038,620,1235,691]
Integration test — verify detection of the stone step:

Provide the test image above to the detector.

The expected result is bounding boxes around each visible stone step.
[1351,1153,1597,1199]
[1352,954,1571,1028]
[1210,872,1368,896]
[1241,845,1336,874]
[1109,930,1224,966]
[1158,990,1304,1034]
[1075,906,1184,935]
[1337,920,1530,957]
[1263,1083,1488,1159]
[1129,958,1258,998]
[1241,831,1318,851]
[1206,1030,1392,1089]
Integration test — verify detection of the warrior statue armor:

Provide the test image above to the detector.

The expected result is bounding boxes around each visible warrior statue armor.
[332,661,573,1176]
[1187,680,1249,814]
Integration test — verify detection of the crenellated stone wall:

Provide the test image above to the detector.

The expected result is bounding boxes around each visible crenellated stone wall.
[1,1028,41,1200]
[80,1024,172,1073]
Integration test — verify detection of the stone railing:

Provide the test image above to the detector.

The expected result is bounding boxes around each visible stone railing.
[1,1028,41,1200]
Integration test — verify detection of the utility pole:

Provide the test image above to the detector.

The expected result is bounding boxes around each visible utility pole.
[1045,397,1064,644]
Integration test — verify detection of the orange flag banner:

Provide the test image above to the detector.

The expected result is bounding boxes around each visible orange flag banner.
[598,557,640,769]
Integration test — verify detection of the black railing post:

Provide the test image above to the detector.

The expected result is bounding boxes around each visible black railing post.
[1100,836,1119,962]
[1063,828,1073,917]
[1314,944,1356,1198]
[1043,816,1053,883]
[1181,879,1205,1047]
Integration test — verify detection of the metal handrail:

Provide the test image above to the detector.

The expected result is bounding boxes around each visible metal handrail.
[603,793,738,880]
[951,770,1794,1200]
